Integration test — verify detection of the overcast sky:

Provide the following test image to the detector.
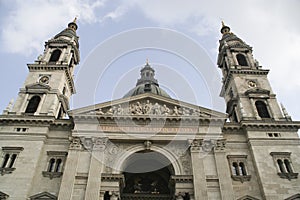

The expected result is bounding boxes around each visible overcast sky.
[0,0,300,121]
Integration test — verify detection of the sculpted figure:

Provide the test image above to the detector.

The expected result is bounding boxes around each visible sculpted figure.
[143,100,152,114]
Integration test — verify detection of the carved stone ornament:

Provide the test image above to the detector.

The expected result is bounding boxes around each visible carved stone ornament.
[144,140,152,150]
[190,139,202,151]
[92,137,108,151]
[69,137,82,150]
[91,100,211,118]
[202,139,216,152]
[214,139,226,151]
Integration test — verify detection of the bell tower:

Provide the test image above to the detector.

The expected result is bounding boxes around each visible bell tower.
[6,19,80,119]
[217,22,288,122]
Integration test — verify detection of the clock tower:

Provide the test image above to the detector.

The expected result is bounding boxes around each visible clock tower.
[217,22,288,122]
[6,19,80,118]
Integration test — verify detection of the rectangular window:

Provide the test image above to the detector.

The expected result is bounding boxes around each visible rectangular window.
[0,147,24,175]
[227,155,251,182]
[270,152,298,180]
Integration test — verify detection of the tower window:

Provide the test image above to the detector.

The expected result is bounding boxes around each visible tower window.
[49,49,61,62]
[25,96,41,114]
[270,152,298,180]
[227,155,251,182]
[255,100,270,118]
[236,54,248,66]
[0,147,24,175]
[42,151,67,179]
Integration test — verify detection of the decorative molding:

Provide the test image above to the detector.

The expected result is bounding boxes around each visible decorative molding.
[79,137,108,151]
[29,191,57,200]
[42,171,63,179]
[231,175,251,183]
[0,167,16,175]
[277,172,298,180]
[214,139,226,151]
[170,175,193,183]
[2,147,24,152]
[69,137,82,150]
[0,191,9,199]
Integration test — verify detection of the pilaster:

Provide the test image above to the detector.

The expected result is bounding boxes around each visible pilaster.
[190,139,208,200]
[84,137,108,200]
[58,137,82,200]
[213,139,234,200]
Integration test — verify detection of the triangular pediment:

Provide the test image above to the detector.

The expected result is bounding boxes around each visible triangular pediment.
[69,93,226,119]
[285,193,300,200]
[0,191,9,199]
[237,195,260,200]
[29,191,57,200]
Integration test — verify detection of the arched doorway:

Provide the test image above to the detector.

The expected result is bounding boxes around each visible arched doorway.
[121,150,175,200]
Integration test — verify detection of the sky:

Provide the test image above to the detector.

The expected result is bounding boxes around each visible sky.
[0,0,300,121]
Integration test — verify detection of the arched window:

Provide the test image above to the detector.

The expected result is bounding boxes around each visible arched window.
[232,162,239,175]
[55,159,62,172]
[239,162,247,176]
[8,154,17,168]
[1,154,10,168]
[236,54,248,66]
[284,159,293,173]
[277,159,285,173]
[255,101,270,118]
[48,158,55,172]
[103,191,110,200]
[49,49,61,62]
[25,96,41,114]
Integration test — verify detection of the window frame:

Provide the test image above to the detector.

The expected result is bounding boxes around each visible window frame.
[227,155,251,182]
[0,147,24,175]
[270,152,298,180]
[42,151,68,179]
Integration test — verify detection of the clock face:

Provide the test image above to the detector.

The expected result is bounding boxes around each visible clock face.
[248,80,257,88]
[39,76,50,84]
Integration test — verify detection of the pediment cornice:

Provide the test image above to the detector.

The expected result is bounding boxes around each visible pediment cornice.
[69,93,227,121]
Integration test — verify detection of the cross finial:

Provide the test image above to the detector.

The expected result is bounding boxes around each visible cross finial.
[146,58,149,65]
[73,16,78,23]
[221,20,225,27]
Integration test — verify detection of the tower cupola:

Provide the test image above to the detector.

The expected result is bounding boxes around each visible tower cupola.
[123,61,170,98]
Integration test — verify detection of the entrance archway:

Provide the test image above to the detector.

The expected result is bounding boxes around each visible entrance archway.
[121,150,175,200]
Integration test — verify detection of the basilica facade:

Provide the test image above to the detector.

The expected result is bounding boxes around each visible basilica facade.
[0,20,299,200]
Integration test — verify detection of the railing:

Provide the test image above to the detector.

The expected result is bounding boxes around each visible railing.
[121,193,172,200]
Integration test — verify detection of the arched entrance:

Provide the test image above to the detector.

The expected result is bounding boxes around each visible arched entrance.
[121,150,175,200]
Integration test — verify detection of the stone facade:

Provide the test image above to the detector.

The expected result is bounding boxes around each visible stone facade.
[0,21,299,200]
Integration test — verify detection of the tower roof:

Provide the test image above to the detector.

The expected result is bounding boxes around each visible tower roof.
[218,22,252,52]
[54,18,79,44]
[123,61,170,98]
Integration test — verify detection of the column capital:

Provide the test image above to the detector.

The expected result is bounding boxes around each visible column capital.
[69,137,83,150]
[79,137,108,151]
[214,139,226,152]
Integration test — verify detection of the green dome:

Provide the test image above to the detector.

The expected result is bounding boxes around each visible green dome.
[123,62,170,98]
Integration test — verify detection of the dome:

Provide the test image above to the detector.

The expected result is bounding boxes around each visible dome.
[123,62,170,98]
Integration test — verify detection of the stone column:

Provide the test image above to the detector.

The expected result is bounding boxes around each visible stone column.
[190,139,208,200]
[84,137,108,200]
[214,139,234,200]
[58,137,82,200]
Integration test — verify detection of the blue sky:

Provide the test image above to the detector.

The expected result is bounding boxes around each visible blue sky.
[0,0,300,121]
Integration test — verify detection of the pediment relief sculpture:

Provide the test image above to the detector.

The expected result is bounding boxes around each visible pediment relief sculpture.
[88,100,212,118]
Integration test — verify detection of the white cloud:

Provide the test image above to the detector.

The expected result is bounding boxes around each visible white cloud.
[1,0,107,55]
